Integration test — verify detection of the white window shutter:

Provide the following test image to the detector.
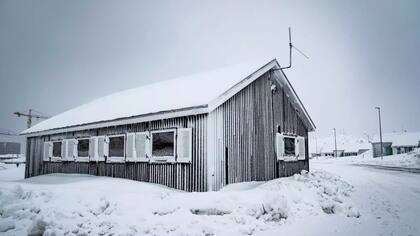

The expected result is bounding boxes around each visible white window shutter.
[97,136,107,162]
[177,128,192,163]
[48,142,53,159]
[276,133,285,160]
[66,139,77,161]
[73,139,78,159]
[297,136,306,160]
[60,141,66,159]
[89,137,97,161]
[135,132,149,162]
[43,142,52,161]
[126,133,136,162]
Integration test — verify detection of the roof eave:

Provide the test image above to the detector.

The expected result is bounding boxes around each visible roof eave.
[21,105,208,137]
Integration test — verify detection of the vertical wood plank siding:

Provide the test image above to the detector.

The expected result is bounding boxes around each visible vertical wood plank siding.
[25,70,310,192]
[208,71,310,190]
[25,114,207,192]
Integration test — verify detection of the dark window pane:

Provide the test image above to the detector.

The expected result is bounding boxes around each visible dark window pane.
[53,142,62,157]
[78,139,89,157]
[109,136,125,157]
[284,137,295,155]
[152,131,175,157]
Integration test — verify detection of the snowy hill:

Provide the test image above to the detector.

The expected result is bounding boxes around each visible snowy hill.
[310,134,370,155]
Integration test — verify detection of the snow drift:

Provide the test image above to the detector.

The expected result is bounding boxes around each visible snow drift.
[0,170,358,235]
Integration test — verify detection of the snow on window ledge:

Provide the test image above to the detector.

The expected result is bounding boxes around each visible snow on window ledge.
[50,157,63,162]
[177,158,192,164]
[107,156,125,163]
[126,158,150,163]
[283,155,299,162]
[75,157,90,162]
[150,157,176,164]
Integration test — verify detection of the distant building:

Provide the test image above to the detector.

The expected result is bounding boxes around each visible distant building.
[372,132,420,157]
[311,134,370,157]
[0,141,21,157]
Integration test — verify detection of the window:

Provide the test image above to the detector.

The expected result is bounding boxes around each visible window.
[109,136,125,157]
[52,142,62,157]
[78,139,89,157]
[284,137,295,156]
[152,130,175,158]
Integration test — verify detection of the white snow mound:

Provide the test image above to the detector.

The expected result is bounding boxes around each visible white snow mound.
[0,170,357,235]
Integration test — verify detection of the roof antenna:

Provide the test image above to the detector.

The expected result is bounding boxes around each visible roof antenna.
[279,27,309,70]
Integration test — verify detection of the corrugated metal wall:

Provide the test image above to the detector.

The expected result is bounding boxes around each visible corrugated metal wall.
[208,71,310,190]
[25,71,311,192]
[25,114,208,192]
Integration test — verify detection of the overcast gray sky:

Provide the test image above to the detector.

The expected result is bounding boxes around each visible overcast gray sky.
[1,0,419,142]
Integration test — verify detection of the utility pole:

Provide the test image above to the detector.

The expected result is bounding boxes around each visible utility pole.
[333,128,338,157]
[14,109,49,129]
[375,107,383,160]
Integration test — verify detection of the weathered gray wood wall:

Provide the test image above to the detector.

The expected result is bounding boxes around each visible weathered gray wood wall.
[207,71,309,191]
[25,114,208,192]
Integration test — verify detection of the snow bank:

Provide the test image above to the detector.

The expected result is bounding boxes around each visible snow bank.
[0,164,25,181]
[0,170,357,235]
[313,148,420,169]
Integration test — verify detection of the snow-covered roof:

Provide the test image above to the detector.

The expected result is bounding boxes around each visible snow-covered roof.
[22,59,315,136]
[372,132,420,147]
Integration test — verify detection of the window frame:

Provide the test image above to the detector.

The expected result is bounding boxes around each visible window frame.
[51,141,63,161]
[281,133,300,162]
[283,135,296,157]
[107,134,126,163]
[150,128,176,163]
[76,138,90,162]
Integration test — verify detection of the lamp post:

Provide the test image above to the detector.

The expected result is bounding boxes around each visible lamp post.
[375,107,383,160]
[333,128,338,157]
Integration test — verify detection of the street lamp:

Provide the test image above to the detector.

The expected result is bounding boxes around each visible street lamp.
[333,128,338,157]
[375,107,383,160]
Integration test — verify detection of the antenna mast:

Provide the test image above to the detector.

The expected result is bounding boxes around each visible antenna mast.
[279,27,309,70]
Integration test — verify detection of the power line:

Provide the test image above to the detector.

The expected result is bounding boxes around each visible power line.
[0,128,17,135]
[30,109,50,117]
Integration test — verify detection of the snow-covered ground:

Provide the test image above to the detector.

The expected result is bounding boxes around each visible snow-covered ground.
[0,163,25,181]
[1,160,419,235]
[308,160,420,236]
[312,148,420,169]
[0,164,357,235]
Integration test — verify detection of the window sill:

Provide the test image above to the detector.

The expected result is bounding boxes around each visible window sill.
[90,157,106,162]
[279,155,299,162]
[150,157,176,164]
[107,157,125,163]
[126,158,150,163]
[177,158,191,163]
[75,157,90,162]
[50,157,63,162]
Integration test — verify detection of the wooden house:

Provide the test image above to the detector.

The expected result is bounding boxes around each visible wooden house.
[22,59,315,191]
